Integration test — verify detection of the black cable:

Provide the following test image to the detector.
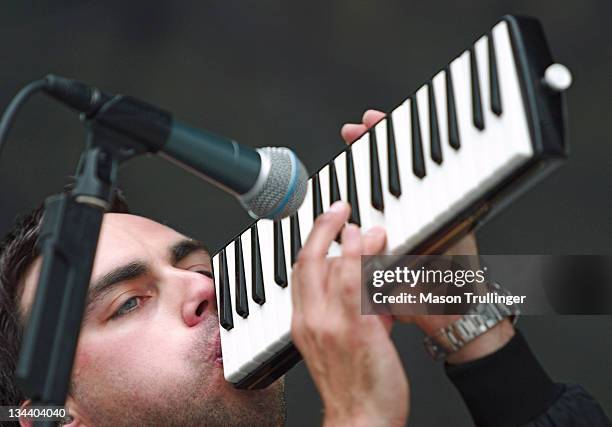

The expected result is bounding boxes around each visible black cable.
[0,79,48,160]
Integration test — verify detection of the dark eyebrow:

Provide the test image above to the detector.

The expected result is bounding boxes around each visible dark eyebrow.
[83,239,210,320]
[170,238,210,266]
[85,261,149,318]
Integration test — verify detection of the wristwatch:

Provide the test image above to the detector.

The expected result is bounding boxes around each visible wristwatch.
[423,282,521,360]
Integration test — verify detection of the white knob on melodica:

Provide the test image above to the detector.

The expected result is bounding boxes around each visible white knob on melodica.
[542,63,573,92]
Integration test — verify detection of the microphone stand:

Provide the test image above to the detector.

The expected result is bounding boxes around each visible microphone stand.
[15,116,147,427]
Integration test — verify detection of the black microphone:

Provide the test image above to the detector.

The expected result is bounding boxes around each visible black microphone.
[42,74,308,220]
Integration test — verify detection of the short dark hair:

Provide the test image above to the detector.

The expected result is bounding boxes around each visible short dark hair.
[0,185,129,413]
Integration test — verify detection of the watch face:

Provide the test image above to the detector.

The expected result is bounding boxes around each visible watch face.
[541,256,612,314]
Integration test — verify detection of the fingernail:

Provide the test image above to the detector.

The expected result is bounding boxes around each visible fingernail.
[329,201,346,213]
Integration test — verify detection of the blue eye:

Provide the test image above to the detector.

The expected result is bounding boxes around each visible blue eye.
[112,297,141,319]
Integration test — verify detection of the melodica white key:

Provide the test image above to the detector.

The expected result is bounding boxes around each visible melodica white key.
[212,15,571,389]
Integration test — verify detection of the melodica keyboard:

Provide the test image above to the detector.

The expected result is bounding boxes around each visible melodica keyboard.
[212,15,570,389]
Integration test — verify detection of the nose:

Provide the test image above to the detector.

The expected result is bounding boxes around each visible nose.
[180,272,216,327]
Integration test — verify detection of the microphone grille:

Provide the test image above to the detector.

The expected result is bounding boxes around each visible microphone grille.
[239,147,308,220]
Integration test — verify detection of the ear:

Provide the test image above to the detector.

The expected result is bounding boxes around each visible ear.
[60,396,90,427]
[18,400,32,427]
[18,397,88,427]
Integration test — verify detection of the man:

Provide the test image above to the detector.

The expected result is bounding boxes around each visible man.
[0,109,410,426]
[1,111,609,427]
[1,181,406,425]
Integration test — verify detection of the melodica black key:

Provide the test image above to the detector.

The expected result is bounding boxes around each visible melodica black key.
[327,162,343,243]
[214,15,571,391]
[410,95,426,179]
[470,46,485,130]
[346,146,361,225]
[427,82,443,164]
[273,221,288,287]
[445,66,461,150]
[488,32,503,115]
[312,172,323,219]
[290,213,301,265]
[250,224,265,305]
[386,115,402,197]
[328,161,341,205]
[219,248,233,330]
[234,237,249,318]
[368,128,384,211]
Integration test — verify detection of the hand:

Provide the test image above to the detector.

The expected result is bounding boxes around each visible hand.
[342,110,515,365]
[340,108,479,263]
[291,202,408,427]
[399,226,514,364]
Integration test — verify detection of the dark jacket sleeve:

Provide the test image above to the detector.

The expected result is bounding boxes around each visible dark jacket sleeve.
[445,330,612,427]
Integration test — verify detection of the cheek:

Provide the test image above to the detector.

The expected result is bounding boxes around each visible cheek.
[76,323,193,382]
[71,323,227,407]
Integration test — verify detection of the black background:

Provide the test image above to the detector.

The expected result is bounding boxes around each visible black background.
[0,1,610,425]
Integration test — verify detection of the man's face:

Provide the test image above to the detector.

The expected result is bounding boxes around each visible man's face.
[20,213,284,427]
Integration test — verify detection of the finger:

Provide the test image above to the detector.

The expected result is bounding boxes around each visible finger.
[335,256,363,320]
[300,201,350,261]
[341,223,361,258]
[362,226,387,256]
[292,259,330,320]
[341,123,367,145]
[294,202,349,307]
[332,224,363,317]
[290,266,303,314]
[361,227,388,330]
[362,109,386,129]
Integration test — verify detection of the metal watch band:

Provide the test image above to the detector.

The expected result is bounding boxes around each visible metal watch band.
[423,282,521,360]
